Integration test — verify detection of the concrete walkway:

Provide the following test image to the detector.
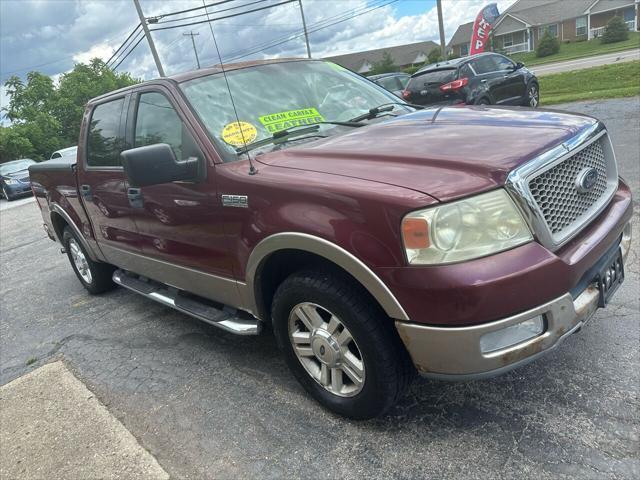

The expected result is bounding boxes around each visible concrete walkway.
[531,48,640,76]
[0,362,168,479]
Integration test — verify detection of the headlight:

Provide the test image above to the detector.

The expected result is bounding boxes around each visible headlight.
[3,179,18,185]
[401,189,533,264]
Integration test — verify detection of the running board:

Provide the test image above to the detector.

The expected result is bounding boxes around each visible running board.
[112,269,260,335]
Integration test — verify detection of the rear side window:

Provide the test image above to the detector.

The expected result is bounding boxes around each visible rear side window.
[409,69,457,89]
[134,92,184,160]
[87,98,124,167]
[471,56,498,74]
[459,63,474,78]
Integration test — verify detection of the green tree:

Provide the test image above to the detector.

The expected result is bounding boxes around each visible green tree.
[427,48,442,64]
[369,52,397,75]
[601,16,629,44]
[536,30,560,57]
[1,58,139,162]
[0,125,34,161]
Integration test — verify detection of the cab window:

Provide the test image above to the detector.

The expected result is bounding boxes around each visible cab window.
[134,92,185,160]
[87,98,124,167]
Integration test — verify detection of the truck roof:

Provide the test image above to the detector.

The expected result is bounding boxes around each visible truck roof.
[89,57,311,104]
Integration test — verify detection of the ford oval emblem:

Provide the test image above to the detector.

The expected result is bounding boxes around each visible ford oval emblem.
[575,167,598,194]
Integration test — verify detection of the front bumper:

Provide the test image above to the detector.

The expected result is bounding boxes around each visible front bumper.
[396,223,632,380]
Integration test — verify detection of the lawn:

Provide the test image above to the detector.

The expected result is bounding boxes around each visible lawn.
[511,31,640,67]
[540,60,640,105]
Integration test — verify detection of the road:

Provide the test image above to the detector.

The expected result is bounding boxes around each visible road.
[531,48,640,76]
[0,98,638,479]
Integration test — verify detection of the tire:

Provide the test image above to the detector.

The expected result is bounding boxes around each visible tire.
[272,269,414,419]
[524,81,539,108]
[62,227,116,294]
[476,97,491,105]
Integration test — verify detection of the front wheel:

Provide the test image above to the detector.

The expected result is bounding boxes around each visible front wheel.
[272,270,414,419]
[63,227,116,294]
[524,81,539,108]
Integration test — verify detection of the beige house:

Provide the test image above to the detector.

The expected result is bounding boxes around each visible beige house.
[448,0,639,57]
[324,41,439,74]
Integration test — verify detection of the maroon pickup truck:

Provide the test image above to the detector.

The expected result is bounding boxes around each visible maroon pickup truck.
[29,59,632,419]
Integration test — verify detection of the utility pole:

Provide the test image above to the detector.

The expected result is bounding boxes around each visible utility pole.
[132,0,165,77]
[436,0,446,60]
[298,0,311,58]
[183,31,201,69]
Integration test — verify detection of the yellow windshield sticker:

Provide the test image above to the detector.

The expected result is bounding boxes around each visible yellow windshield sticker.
[259,108,325,134]
[221,121,258,146]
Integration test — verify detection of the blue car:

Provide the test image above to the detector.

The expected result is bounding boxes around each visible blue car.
[0,159,36,201]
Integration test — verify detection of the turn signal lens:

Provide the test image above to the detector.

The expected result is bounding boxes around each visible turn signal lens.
[402,217,430,249]
[401,90,411,100]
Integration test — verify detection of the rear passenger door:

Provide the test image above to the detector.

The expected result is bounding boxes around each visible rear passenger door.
[77,95,143,255]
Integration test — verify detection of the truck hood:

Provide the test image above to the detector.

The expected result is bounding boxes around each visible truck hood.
[256,106,598,202]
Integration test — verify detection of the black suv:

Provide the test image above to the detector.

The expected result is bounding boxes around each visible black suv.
[402,53,539,108]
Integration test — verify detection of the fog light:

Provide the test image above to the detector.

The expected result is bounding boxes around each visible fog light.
[480,316,545,354]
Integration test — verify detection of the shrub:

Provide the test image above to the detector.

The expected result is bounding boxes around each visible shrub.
[447,53,460,60]
[369,51,397,75]
[403,65,420,75]
[601,16,629,44]
[536,30,560,57]
[427,48,442,64]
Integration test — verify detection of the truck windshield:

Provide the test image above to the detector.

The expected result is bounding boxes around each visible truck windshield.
[180,60,411,161]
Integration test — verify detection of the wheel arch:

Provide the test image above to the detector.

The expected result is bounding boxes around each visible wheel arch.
[244,233,409,323]
[49,203,100,261]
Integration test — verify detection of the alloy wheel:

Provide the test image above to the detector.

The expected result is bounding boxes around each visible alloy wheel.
[288,302,365,397]
[529,85,539,107]
[69,238,92,284]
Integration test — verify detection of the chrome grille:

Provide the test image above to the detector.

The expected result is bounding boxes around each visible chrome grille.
[528,139,607,235]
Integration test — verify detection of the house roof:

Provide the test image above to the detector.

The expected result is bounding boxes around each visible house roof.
[324,40,440,71]
[448,21,474,47]
[495,0,594,33]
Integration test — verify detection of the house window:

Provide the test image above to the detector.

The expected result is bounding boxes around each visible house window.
[623,8,634,23]
[576,16,587,36]
[539,24,558,37]
[460,43,469,56]
[503,33,513,47]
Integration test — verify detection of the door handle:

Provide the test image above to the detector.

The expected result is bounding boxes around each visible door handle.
[481,79,487,83]
[127,187,144,209]
[80,184,92,201]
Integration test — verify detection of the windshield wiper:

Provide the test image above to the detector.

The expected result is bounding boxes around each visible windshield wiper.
[236,121,364,154]
[348,102,425,123]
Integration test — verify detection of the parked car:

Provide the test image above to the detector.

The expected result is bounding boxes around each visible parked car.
[1,159,36,201]
[402,52,539,107]
[29,58,631,419]
[49,146,78,160]
[369,72,410,97]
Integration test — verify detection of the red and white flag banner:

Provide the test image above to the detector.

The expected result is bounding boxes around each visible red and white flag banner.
[469,3,501,55]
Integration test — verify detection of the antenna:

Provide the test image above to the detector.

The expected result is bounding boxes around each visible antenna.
[202,0,257,175]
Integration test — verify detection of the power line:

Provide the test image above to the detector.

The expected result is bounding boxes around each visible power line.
[106,23,141,65]
[153,0,238,19]
[155,0,270,25]
[224,0,398,63]
[112,35,145,70]
[149,0,298,32]
[107,30,144,68]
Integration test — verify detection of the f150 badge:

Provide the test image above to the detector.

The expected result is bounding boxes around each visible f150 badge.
[221,194,249,208]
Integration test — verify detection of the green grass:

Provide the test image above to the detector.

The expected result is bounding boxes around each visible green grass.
[511,32,640,67]
[540,60,640,105]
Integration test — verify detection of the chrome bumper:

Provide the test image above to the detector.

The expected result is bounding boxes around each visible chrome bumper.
[396,222,632,380]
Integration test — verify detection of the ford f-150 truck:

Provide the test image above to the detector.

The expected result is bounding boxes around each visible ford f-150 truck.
[29,59,632,419]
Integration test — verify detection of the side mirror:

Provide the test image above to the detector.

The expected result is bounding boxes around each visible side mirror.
[121,143,205,187]
[515,62,525,70]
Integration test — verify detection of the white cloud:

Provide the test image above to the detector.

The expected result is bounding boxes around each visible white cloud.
[73,43,115,64]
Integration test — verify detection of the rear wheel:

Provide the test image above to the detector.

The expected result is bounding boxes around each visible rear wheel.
[272,270,414,419]
[476,97,491,105]
[63,227,116,294]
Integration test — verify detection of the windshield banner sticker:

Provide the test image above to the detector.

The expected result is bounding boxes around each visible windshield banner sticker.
[221,121,258,146]
[259,108,325,134]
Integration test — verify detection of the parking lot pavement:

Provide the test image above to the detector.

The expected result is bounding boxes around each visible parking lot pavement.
[0,98,638,479]
[0,196,35,212]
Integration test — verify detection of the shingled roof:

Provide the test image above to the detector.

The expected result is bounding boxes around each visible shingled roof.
[324,40,439,73]
[495,0,594,31]
[448,21,474,47]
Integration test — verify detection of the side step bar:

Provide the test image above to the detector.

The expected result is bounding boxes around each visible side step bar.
[112,269,260,335]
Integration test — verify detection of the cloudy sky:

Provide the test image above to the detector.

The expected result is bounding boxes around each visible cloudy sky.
[1,0,515,104]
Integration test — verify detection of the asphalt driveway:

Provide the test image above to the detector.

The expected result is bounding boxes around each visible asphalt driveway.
[1,97,638,479]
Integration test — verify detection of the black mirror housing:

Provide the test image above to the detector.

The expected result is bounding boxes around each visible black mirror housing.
[515,61,525,69]
[121,143,205,187]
